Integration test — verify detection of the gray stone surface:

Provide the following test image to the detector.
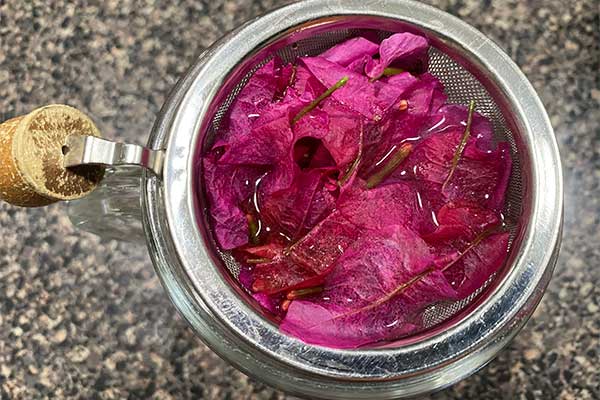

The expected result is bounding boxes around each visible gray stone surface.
[0,0,597,399]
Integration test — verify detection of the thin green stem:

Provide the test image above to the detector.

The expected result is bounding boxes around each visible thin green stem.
[338,124,364,187]
[330,225,500,321]
[338,154,362,187]
[288,65,297,87]
[366,143,413,189]
[442,100,476,192]
[383,67,405,76]
[369,67,405,82]
[292,76,349,125]
[286,286,324,300]
[246,214,260,245]
[275,65,297,101]
[440,225,498,272]
[246,257,271,264]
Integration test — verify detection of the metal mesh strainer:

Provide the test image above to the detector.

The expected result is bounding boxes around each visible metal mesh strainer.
[203,28,523,338]
[145,1,561,397]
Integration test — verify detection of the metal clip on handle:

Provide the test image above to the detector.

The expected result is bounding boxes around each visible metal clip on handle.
[63,135,164,176]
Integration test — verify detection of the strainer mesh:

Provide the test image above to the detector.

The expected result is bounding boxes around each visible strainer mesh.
[207,29,522,333]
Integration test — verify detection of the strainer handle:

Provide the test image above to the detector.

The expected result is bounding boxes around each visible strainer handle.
[0,105,163,243]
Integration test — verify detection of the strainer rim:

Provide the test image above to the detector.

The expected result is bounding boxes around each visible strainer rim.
[143,0,562,398]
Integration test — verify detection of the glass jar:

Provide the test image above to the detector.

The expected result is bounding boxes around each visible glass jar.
[14,1,562,398]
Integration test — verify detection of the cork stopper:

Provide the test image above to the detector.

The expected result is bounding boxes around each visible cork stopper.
[0,105,105,207]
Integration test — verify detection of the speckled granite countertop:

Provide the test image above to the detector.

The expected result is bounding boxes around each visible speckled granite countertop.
[0,1,597,399]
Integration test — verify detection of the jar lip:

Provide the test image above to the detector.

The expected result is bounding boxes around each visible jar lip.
[144,0,562,397]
